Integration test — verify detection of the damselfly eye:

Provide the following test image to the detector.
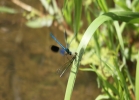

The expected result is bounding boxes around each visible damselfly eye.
[51,45,59,52]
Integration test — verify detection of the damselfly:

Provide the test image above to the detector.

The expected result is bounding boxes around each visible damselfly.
[57,52,77,77]
[50,32,76,77]
[50,32,72,55]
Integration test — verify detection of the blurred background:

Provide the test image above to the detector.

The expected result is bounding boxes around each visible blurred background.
[0,0,138,100]
[0,0,100,100]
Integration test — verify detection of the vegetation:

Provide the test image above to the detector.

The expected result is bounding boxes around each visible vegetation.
[1,0,139,100]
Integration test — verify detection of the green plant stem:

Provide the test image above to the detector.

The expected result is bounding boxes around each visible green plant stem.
[135,51,139,100]
[64,15,113,100]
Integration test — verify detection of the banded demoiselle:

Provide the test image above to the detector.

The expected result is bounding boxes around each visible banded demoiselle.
[50,32,76,77]
[50,32,72,55]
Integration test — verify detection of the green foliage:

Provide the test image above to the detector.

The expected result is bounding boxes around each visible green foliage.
[62,0,74,26]
[64,0,139,100]
[10,0,139,100]
[0,6,17,14]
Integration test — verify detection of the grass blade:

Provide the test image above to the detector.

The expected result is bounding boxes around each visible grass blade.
[136,51,139,100]
[64,15,112,100]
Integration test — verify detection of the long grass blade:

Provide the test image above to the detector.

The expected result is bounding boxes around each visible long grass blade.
[135,51,139,100]
[64,15,112,100]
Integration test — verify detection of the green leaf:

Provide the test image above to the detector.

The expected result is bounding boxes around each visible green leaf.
[96,0,108,12]
[62,0,74,25]
[129,18,139,23]
[104,11,139,23]
[96,94,109,100]
[114,0,131,11]
[136,51,139,100]
[26,16,53,28]
[74,0,82,35]
[0,6,17,14]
